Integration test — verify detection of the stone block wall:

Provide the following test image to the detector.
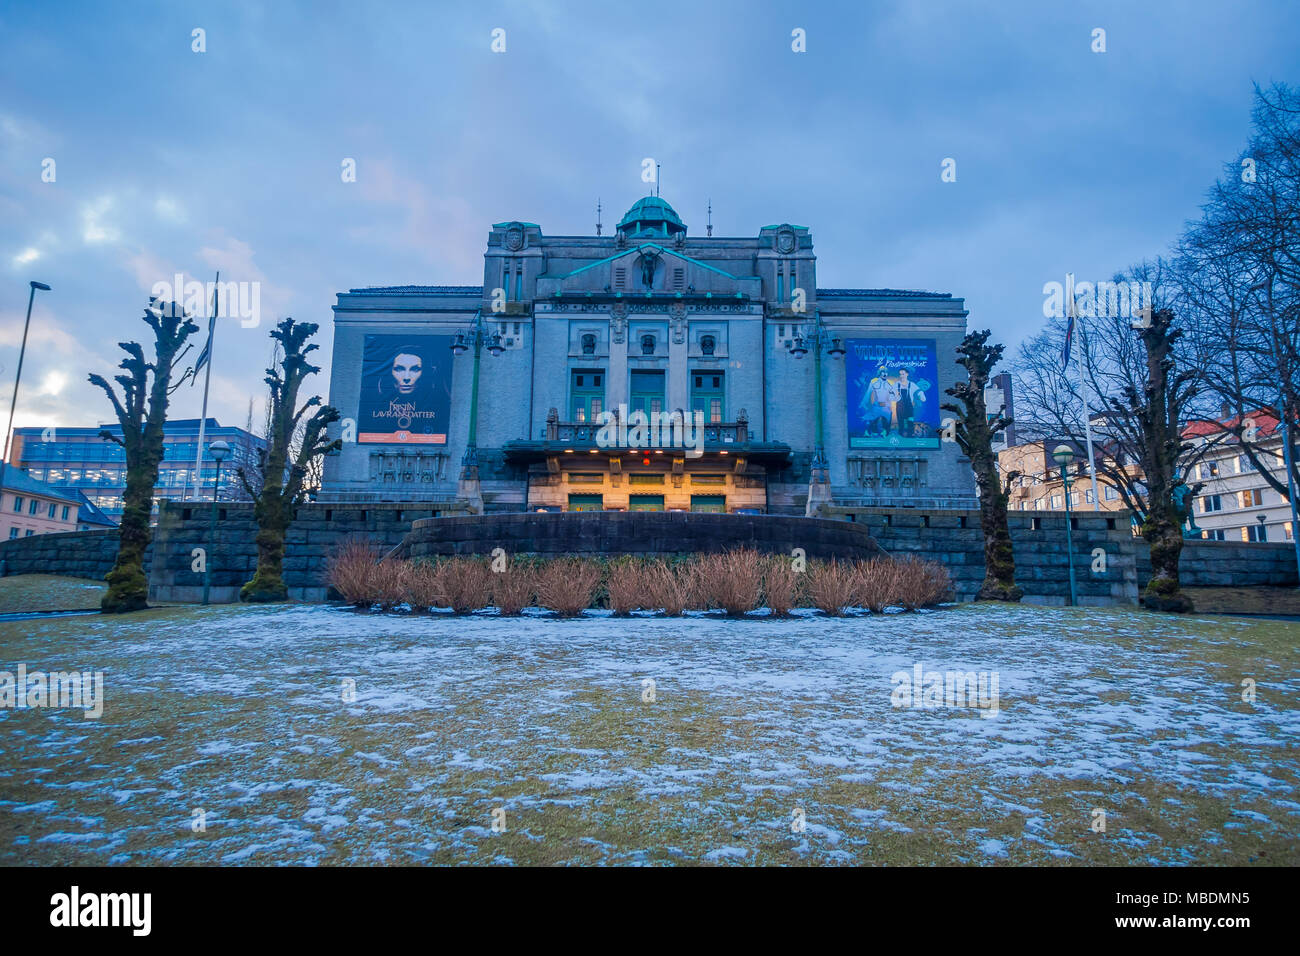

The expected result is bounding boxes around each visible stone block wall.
[0,529,135,581]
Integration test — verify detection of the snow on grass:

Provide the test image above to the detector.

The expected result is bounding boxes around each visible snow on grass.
[0,602,1297,865]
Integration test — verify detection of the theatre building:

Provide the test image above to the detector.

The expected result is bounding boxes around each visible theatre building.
[322,196,976,515]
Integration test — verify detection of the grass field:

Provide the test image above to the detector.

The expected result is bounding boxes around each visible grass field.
[0,574,105,614]
[1,601,1297,865]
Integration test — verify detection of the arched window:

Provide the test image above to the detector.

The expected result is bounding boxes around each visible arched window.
[700,334,716,356]
[641,334,656,356]
[581,333,596,355]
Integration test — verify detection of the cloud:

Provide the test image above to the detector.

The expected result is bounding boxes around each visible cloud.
[12,247,40,267]
[82,196,120,244]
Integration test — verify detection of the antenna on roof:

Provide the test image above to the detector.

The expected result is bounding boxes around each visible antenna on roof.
[656,163,661,198]
[707,198,713,237]
[596,197,602,236]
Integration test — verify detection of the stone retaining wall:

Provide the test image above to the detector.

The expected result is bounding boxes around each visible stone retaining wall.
[0,529,136,581]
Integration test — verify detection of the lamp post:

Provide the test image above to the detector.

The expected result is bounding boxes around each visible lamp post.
[1256,512,1267,542]
[450,310,504,513]
[202,439,230,606]
[1052,443,1079,607]
[0,281,52,501]
[787,311,844,516]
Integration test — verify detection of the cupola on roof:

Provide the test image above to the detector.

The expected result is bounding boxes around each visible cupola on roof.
[616,196,687,239]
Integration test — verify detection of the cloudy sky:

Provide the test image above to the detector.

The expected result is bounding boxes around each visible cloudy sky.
[1,0,1296,438]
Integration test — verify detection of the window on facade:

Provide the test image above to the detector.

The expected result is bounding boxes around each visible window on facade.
[7,528,16,539]
[640,334,656,356]
[1240,488,1264,508]
[581,333,596,355]
[47,503,56,518]
[1238,454,1257,473]
[28,499,38,514]
[1243,524,1268,542]
[1049,495,1061,509]
[1286,521,1294,540]
[61,506,70,521]
[570,369,605,424]
[11,496,22,513]
[629,370,665,416]
[1202,529,1226,541]
[691,371,725,423]
[1202,494,1223,513]
[700,334,716,356]
[1104,485,1119,501]
[1200,461,1219,479]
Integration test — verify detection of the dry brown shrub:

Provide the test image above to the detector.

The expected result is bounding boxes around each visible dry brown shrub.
[855,557,902,613]
[806,559,859,616]
[440,556,493,615]
[372,559,410,610]
[646,560,691,616]
[536,558,602,616]
[695,548,764,616]
[326,539,382,606]
[491,564,536,616]
[762,554,801,617]
[606,559,650,616]
[404,560,444,611]
[893,556,953,610]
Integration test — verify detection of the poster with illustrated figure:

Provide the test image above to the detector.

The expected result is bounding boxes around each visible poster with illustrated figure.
[845,338,940,449]
[357,334,453,444]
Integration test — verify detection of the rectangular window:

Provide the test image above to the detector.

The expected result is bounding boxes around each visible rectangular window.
[566,472,604,484]
[1199,461,1219,479]
[7,528,16,539]
[1201,494,1223,513]
[1240,488,1264,508]
[690,474,727,485]
[1238,454,1256,473]
[1243,524,1268,542]
[690,494,726,513]
[11,496,22,513]
[24,529,33,537]
[28,499,37,515]
[627,494,664,512]
[570,369,606,424]
[629,370,665,417]
[47,503,56,518]
[690,369,724,423]
[628,473,664,485]
[567,494,603,512]
[1104,485,1119,501]
[61,506,70,521]
[1201,529,1226,541]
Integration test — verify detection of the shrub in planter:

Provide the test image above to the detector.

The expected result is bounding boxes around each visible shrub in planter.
[326,539,382,606]
[491,563,536,616]
[696,548,764,616]
[536,557,602,616]
[762,554,801,617]
[806,559,858,616]
[440,556,493,615]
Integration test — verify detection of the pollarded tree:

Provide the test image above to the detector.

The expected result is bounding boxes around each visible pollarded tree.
[237,319,341,602]
[942,330,1023,601]
[88,300,198,613]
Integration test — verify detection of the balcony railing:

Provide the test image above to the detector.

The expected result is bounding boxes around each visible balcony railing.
[543,418,752,445]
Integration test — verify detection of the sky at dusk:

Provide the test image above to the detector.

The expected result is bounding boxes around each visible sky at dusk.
[2,0,1297,436]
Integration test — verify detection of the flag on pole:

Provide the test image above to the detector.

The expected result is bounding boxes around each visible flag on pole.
[1061,272,1076,371]
[193,277,218,377]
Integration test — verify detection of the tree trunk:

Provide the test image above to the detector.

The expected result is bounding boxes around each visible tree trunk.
[241,517,290,603]
[973,452,1023,602]
[1141,508,1193,613]
[101,483,152,612]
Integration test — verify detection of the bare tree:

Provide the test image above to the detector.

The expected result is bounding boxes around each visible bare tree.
[237,319,341,602]
[88,300,197,612]
[942,330,1022,601]
[1016,264,1224,612]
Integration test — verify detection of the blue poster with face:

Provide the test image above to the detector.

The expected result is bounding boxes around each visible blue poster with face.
[358,334,453,444]
[845,338,940,448]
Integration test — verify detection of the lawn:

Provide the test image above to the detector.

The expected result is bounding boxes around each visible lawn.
[0,602,1296,865]
[0,574,105,614]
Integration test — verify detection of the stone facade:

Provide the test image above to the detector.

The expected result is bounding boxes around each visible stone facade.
[323,197,976,516]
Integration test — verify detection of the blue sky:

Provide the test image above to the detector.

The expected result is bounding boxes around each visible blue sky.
[1,0,1296,435]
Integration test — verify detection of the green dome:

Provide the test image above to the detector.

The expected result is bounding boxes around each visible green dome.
[617,196,687,239]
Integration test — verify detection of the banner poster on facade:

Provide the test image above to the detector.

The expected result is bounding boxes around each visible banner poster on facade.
[357,334,453,444]
[845,338,941,449]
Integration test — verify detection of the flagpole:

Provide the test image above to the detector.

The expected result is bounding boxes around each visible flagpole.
[1067,273,1102,511]
[189,272,218,502]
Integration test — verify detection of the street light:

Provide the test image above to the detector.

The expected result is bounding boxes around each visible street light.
[201,439,231,606]
[785,313,844,514]
[1052,443,1079,607]
[450,311,503,510]
[0,281,52,503]
[1256,512,1267,542]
